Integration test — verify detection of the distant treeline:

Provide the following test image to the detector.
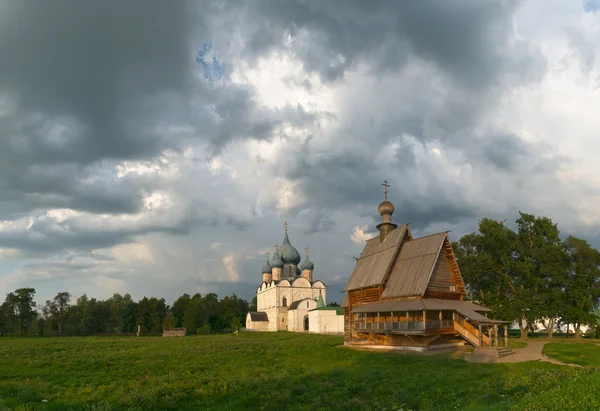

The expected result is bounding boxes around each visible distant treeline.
[454,212,600,339]
[0,289,256,337]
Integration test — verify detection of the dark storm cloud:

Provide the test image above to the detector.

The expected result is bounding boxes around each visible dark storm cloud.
[0,0,318,225]
[0,0,194,162]
[223,0,545,88]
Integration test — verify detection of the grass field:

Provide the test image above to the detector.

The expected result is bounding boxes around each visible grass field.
[544,342,600,367]
[1,333,599,410]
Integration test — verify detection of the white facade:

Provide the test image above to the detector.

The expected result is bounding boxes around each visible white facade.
[245,225,343,333]
[249,279,326,332]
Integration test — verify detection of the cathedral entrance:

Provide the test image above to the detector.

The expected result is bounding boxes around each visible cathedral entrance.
[303,315,309,331]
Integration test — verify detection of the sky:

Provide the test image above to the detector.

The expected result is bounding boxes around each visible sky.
[0,0,599,307]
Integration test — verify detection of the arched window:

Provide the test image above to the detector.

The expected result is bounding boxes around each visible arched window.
[282,297,287,307]
[306,301,309,308]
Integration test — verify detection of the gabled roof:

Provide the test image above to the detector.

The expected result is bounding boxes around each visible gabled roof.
[341,294,349,308]
[289,298,314,310]
[381,232,447,298]
[248,312,269,322]
[344,225,409,291]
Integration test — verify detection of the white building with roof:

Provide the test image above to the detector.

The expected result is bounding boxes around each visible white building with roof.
[245,222,344,334]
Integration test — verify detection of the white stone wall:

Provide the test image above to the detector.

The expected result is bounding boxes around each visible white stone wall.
[245,313,270,332]
[308,310,344,334]
[288,299,317,331]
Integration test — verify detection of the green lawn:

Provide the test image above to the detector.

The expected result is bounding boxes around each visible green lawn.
[508,339,528,349]
[0,333,599,410]
[543,342,600,367]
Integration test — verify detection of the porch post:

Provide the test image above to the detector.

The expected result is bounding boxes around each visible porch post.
[504,325,508,348]
[391,312,394,330]
[377,312,380,330]
[423,309,426,330]
[478,324,483,347]
[493,324,498,347]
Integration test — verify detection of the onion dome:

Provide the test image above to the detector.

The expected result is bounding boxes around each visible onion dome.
[279,231,301,265]
[271,251,284,269]
[378,200,395,216]
[261,258,272,274]
[300,254,314,271]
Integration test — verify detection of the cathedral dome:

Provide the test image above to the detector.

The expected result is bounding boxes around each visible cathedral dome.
[271,252,284,268]
[300,255,314,271]
[261,259,272,274]
[378,200,395,216]
[280,232,301,265]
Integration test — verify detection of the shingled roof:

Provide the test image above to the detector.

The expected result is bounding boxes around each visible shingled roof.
[344,225,409,291]
[381,232,447,298]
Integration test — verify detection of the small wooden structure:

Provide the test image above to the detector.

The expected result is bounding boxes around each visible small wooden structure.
[342,182,510,352]
[162,327,186,337]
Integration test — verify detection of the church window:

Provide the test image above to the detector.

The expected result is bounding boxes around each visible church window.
[282,297,287,307]
[307,302,309,308]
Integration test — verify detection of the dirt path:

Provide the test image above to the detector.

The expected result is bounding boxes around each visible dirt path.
[468,340,583,367]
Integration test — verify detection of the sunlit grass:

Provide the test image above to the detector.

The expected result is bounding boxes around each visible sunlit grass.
[0,333,597,410]
[543,342,600,367]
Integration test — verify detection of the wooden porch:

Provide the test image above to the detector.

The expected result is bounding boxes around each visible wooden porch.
[352,309,511,348]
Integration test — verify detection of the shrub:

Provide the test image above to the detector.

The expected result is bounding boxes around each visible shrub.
[195,325,211,335]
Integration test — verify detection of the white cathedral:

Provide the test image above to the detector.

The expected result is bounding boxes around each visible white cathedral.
[245,222,344,334]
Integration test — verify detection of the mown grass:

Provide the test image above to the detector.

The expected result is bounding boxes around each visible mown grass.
[0,333,598,410]
[508,340,528,349]
[543,342,600,367]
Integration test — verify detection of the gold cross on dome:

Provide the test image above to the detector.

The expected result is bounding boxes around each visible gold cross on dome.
[274,244,279,252]
[305,246,309,256]
[283,221,288,232]
[382,180,390,200]
[266,251,270,259]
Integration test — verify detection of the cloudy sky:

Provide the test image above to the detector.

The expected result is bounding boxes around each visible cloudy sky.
[0,0,599,306]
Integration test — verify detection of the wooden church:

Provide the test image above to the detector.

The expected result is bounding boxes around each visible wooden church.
[342,181,510,352]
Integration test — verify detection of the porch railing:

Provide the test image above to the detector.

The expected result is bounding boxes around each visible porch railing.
[355,320,454,331]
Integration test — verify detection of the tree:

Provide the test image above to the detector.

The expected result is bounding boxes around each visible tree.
[453,218,521,323]
[5,288,37,336]
[514,213,567,339]
[53,291,71,335]
[560,236,600,338]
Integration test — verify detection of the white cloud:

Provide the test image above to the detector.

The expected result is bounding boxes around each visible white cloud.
[351,225,375,245]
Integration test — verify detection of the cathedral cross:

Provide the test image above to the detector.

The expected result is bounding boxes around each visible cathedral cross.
[283,220,288,232]
[266,251,270,260]
[274,244,279,252]
[305,246,309,256]
[382,180,390,200]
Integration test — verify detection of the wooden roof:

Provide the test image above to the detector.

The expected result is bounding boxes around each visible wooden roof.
[344,225,408,291]
[351,298,492,313]
[381,232,447,298]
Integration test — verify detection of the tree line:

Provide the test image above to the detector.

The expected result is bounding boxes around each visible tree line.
[0,289,255,337]
[454,212,600,339]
